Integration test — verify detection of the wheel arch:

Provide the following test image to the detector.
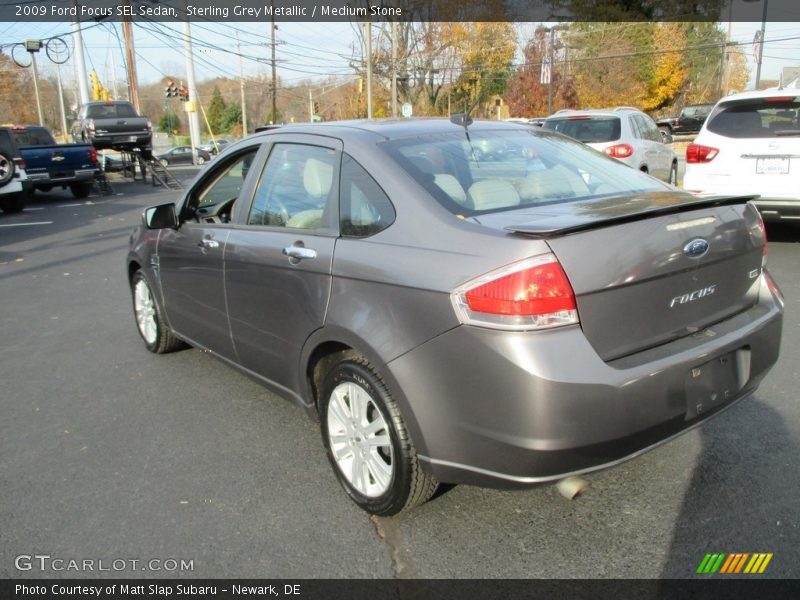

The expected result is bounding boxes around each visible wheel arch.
[300,328,431,458]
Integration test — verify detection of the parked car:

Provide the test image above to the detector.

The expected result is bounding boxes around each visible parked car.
[70,101,153,158]
[128,119,783,515]
[683,89,799,222]
[656,104,714,138]
[10,125,98,199]
[0,126,31,214]
[542,107,678,184]
[198,139,231,155]
[154,146,212,167]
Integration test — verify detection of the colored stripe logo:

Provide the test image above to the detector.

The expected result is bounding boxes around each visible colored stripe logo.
[697,552,772,574]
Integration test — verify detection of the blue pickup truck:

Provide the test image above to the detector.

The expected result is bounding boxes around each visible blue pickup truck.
[9,126,99,199]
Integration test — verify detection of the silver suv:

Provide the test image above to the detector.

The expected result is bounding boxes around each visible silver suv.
[543,107,678,184]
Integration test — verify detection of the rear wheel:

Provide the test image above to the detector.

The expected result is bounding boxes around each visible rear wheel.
[0,152,15,187]
[130,271,186,354]
[319,351,438,515]
[196,155,206,165]
[70,182,92,199]
[0,191,25,214]
[668,161,678,185]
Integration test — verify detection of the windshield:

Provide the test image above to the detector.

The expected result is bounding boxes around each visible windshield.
[706,97,800,138]
[541,116,621,143]
[381,128,666,216]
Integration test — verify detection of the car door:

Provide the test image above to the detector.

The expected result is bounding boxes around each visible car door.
[156,143,264,359]
[224,136,341,391]
[633,114,669,180]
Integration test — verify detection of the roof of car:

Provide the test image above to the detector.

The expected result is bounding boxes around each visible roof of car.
[546,107,641,119]
[716,88,800,104]
[251,118,536,141]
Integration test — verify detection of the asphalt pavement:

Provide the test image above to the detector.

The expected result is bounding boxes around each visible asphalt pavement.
[1,177,798,580]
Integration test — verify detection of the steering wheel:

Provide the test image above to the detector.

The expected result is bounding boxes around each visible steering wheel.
[194,197,236,224]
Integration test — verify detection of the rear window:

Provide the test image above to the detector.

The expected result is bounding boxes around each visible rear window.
[86,103,139,119]
[381,128,665,216]
[542,116,621,143]
[10,128,55,146]
[706,97,800,139]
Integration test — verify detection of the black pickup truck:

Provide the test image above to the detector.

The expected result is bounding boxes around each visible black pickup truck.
[656,104,714,138]
[70,101,153,158]
[11,125,99,199]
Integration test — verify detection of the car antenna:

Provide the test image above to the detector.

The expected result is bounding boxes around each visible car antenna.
[450,112,483,163]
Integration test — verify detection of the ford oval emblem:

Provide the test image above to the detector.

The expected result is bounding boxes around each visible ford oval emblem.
[684,238,710,259]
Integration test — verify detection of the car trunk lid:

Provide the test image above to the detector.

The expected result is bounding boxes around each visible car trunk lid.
[472,192,766,361]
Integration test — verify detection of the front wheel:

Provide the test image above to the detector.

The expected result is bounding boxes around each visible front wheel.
[319,352,438,515]
[159,158,169,167]
[196,155,206,165]
[130,271,186,354]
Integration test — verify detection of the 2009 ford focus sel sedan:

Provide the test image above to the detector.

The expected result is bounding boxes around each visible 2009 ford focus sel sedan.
[127,118,784,515]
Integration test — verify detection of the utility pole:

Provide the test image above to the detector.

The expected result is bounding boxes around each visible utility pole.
[56,65,68,139]
[271,2,277,123]
[236,32,248,135]
[365,22,373,119]
[183,19,202,163]
[754,0,768,90]
[110,44,119,99]
[71,0,90,105]
[547,27,555,115]
[122,1,140,111]
[25,41,44,126]
[390,20,397,118]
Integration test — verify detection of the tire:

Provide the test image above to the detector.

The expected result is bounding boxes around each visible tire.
[668,161,678,186]
[0,152,15,187]
[130,271,186,354]
[0,191,26,214]
[319,351,439,515]
[70,182,92,199]
[196,155,206,165]
[159,158,169,167]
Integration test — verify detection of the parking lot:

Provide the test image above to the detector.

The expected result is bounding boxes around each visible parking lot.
[1,176,798,580]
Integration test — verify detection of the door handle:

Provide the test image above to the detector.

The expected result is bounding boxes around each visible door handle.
[282,246,317,260]
[198,239,219,249]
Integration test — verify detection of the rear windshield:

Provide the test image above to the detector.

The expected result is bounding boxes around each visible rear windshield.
[86,103,139,119]
[381,128,665,216]
[706,97,800,138]
[541,116,621,143]
[11,128,55,146]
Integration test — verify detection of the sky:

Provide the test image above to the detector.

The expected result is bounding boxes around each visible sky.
[2,18,799,102]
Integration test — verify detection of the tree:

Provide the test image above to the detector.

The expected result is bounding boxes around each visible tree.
[159,112,181,134]
[221,103,242,132]
[640,23,687,112]
[205,86,226,134]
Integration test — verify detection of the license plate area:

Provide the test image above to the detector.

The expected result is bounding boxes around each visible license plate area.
[685,351,743,420]
[756,157,789,175]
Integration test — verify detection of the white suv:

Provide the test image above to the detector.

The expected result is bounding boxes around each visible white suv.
[683,88,800,222]
[0,127,30,214]
[542,107,678,184]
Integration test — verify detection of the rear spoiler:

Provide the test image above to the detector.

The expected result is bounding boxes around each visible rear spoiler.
[505,195,758,238]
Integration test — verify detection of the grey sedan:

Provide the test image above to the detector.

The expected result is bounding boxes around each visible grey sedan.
[127,119,783,515]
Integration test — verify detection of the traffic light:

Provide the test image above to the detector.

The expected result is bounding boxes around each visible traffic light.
[313,101,319,113]
[178,86,189,102]
[89,71,102,101]
[164,81,178,98]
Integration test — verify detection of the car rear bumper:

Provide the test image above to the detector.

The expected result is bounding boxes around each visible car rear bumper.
[387,274,783,488]
[91,132,152,150]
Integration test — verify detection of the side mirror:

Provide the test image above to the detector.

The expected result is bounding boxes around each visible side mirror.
[662,133,673,144]
[143,203,178,229]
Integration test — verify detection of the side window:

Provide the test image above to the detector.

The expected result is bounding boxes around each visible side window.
[186,147,259,221]
[340,154,395,237]
[629,115,643,139]
[248,143,337,230]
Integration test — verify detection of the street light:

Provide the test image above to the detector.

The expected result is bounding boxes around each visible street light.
[25,39,45,126]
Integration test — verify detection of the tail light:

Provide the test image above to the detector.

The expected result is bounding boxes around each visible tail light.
[87,119,95,134]
[604,144,634,159]
[451,254,579,331]
[89,146,97,164]
[756,212,768,266]
[686,143,719,163]
[13,158,26,169]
